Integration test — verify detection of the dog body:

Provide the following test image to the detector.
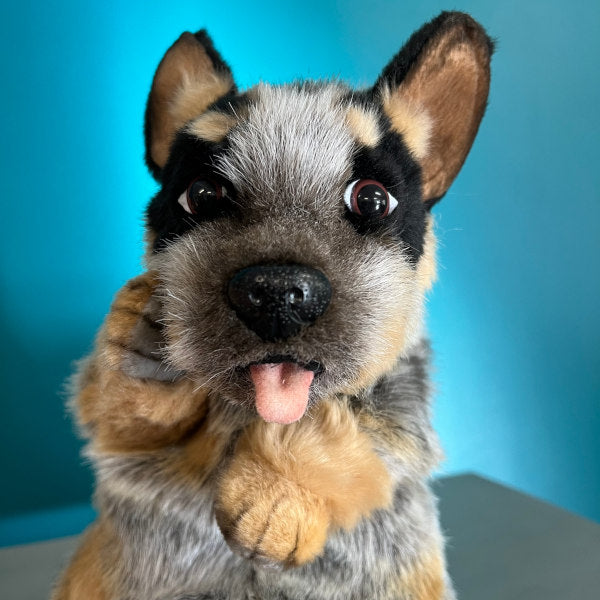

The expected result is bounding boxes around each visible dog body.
[54,12,492,600]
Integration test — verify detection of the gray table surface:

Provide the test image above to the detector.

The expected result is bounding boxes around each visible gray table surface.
[435,474,600,600]
[2,474,599,599]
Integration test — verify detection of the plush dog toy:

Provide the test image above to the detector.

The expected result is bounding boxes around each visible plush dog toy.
[53,11,492,600]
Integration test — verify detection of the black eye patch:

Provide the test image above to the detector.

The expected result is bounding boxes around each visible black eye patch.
[347,127,426,262]
[146,133,236,252]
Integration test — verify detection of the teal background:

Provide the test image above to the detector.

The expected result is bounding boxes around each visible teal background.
[1,0,598,545]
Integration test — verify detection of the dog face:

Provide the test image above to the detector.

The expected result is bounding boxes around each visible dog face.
[143,15,492,423]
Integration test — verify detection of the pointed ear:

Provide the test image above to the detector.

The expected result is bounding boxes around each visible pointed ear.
[144,30,235,179]
[375,12,493,206]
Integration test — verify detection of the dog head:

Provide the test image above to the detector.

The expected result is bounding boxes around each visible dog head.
[143,12,492,424]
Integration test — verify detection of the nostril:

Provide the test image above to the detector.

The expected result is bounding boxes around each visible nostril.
[248,289,264,307]
[286,287,305,307]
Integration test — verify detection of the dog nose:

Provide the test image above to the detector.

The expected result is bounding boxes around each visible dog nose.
[227,264,332,341]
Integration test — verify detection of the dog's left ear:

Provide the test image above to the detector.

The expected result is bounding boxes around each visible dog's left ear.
[144,30,235,180]
[375,12,493,206]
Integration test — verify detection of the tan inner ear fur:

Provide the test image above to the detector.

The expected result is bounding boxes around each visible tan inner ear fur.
[384,24,490,202]
[149,33,234,168]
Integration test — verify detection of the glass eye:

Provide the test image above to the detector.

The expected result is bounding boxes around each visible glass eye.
[343,179,398,219]
[178,178,230,215]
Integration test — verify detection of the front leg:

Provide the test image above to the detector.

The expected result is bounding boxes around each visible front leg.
[215,400,393,568]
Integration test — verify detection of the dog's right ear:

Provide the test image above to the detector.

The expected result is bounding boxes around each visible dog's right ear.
[144,31,235,180]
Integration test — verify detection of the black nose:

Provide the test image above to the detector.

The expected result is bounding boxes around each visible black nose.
[227,264,332,341]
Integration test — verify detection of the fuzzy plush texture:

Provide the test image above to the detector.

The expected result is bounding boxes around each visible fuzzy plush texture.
[54,11,492,600]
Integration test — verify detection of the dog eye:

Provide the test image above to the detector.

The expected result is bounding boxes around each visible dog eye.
[178,178,230,215]
[343,179,398,219]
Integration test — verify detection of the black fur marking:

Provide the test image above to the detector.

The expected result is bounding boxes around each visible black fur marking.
[423,195,443,211]
[146,93,255,251]
[146,133,238,251]
[285,528,301,566]
[192,30,237,85]
[347,118,426,262]
[224,503,251,539]
[249,494,286,561]
[142,313,163,331]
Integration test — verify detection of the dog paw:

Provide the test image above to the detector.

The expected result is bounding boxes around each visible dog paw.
[215,458,330,569]
[100,273,185,381]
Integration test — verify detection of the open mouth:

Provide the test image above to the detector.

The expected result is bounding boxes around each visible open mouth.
[246,356,323,425]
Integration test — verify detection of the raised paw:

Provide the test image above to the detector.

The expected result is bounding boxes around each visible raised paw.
[215,457,330,569]
[76,273,208,451]
[100,272,184,381]
[214,402,394,569]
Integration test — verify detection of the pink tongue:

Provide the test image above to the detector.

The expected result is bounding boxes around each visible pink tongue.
[249,363,314,424]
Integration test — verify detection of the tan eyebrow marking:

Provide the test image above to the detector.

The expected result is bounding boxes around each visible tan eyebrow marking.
[186,109,239,142]
[345,105,381,147]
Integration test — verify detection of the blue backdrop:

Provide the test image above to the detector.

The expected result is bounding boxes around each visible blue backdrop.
[1,0,598,545]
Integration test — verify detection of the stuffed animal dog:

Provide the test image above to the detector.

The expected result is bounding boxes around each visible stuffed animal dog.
[53,11,492,600]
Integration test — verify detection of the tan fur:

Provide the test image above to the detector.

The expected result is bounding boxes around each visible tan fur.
[344,309,410,396]
[177,412,233,485]
[344,317,408,395]
[391,548,446,600]
[215,400,393,565]
[187,110,239,142]
[142,228,158,264]
[416,218,438,293]
[52,520,119,600]
[148,33,234,167]
[345,105,381,147]
[381,89,432,160]
[217,462,330,565]
[388,23,491,201]
[78,368,208,453]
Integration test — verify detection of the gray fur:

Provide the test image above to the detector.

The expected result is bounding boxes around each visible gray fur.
[217,84,354,210]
